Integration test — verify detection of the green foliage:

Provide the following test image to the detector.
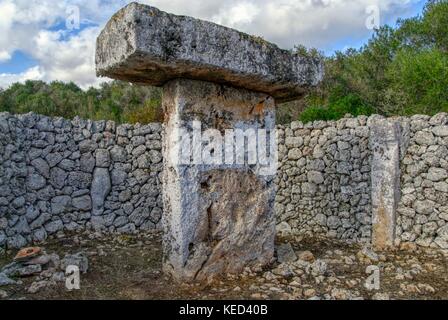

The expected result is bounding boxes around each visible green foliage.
[299,0,448,123]
[1,1,447,125]
[0,80,163,124]
[387,48,448,115]
[299,94,374,123]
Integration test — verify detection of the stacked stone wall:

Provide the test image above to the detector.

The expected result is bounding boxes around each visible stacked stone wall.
[0,112,163,248]
[396,114,448,248]
[275,116,372,242]
[1,112,447,249]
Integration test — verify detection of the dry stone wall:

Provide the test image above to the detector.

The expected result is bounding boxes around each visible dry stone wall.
[0,112,163,248]
[396,114,448,249]
[276,113,448,250]
[275,116,373,243]
[1,112,448,250]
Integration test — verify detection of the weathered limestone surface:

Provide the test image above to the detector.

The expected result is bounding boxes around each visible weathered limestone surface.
[96,3,320,282]
[162,79,276,282]
[96,2,323,103]
[369,118,407,250]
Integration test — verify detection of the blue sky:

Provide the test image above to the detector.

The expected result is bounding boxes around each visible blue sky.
[0,0,427,89]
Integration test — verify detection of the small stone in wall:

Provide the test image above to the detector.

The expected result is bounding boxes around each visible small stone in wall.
[51,196,71,215]
[80,153,95,173]
[285,137,303,148]
[44,220,64,234]
[132,145,146,157]
[288,148,302,160]
[31,158,50,178]
[68,172,93,189]
[427,167,448,182]
[110,145,127,162]
[337,141,350,151]
[302,182,317,196]
[79,140,98,153]
[91,168,112,210]
[50,167,68,189]
[327,216,342,230]
[434,225,448,249]
[58,159,76,171]
[414,131,435,146]
[26,174,47,190]
[148,150,162,164]
[46,153,63,168]
[414,200,435,215]
[72,195,92,211]
[432,125,448,137]
[111,169,127,186]
[137,154,151,169]
[307,171,324,184]
[96,149,111,168]
[434,181,448,193]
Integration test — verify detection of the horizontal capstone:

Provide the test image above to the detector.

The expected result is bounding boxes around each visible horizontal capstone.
[96,2,323,103]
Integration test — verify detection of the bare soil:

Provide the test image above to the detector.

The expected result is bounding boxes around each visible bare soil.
[1,232,447,300]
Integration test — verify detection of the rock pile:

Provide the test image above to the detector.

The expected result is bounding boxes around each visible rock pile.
[0,246,89,295]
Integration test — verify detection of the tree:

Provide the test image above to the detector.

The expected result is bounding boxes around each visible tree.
[0,80,163,124]
[298,0,448,122]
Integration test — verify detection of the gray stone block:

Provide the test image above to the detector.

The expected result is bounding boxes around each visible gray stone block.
[96,3,323,103]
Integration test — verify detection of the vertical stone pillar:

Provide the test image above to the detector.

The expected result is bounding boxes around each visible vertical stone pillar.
[162,79,277,281]
[96,2,323,281]
[370,119,402,250]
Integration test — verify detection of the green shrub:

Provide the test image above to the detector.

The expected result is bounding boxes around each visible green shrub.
[0,80,163,124]
[299,94,374,123]
[386,48,448,115]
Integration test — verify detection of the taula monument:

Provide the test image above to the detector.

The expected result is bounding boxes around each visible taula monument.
[96,2,323,282]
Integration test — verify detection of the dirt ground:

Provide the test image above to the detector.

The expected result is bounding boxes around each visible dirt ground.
[0,231,447,300]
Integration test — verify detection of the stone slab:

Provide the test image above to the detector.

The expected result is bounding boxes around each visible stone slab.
[161,79,276,282]
[370,119,405,250]
[96,2,323,103]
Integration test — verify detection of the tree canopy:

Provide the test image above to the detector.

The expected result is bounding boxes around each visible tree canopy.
[0,80,163,124]
[298,0,448,123]
[1,1,447,124]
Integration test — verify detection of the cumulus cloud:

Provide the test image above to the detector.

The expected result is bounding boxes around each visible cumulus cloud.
[0,0,421,89]
[146,0,420,49]
[32,27,103,89]
[0,66,44,89]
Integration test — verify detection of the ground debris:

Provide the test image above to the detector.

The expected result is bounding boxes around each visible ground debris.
[0,231,446,300]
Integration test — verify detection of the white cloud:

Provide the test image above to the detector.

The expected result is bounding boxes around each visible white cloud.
[212,2,261,28]
[0,0,422,89]
[0,51,11,62]
[32,27,102,89]
[0,66,44,89]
